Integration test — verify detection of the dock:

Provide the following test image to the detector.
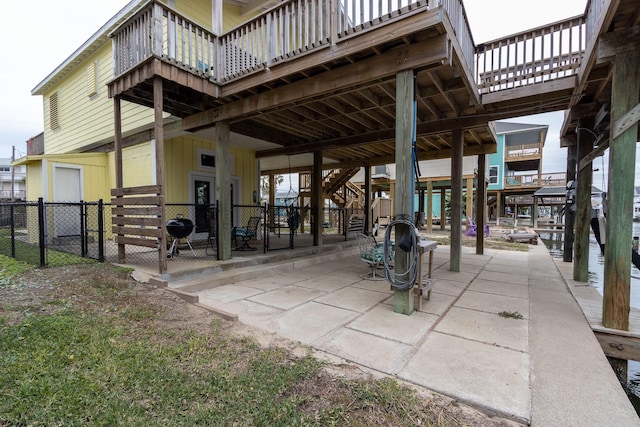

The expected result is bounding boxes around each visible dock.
[136,240,640,425]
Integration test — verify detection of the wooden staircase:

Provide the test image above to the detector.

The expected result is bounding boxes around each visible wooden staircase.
[300,168,365,209]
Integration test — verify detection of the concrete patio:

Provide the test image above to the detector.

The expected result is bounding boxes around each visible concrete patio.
[140,241,639,426]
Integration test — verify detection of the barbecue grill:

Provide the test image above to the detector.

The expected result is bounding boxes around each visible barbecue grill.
[166,217,195,259]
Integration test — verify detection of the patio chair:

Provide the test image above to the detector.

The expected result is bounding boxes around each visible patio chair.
[233,216,261,251]
[357,233,389,281]
[205,208,217,256]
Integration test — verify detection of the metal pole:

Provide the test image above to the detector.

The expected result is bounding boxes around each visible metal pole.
[98,199,105,262]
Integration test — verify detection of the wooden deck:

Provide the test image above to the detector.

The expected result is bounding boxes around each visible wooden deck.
[557,261,640,362]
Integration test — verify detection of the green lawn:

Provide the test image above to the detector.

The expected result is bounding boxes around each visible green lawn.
[0,262,471,426]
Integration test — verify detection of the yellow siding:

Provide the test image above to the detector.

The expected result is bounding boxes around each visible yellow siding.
[44,154,109,201]
[174,0,212,30]
[122,143,154,188]
[42,43,156,155]
[25,161,43,201]
[164,136,257,204]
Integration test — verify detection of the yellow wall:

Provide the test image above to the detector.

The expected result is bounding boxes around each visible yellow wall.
[42,43,156,155]
[164,136,257,204]
[25,161,43,201]
[45,154,110,202]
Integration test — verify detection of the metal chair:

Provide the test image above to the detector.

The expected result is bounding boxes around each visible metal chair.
[205,208,217,256]
[357,233,389,281]
[233,216,261,251]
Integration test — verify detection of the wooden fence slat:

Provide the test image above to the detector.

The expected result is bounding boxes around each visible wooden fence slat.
[111,195,162,206]
[111,185,161,196]
[115,236,160,248]
[111,206,161,216]
[111,216,162,227]
[112,225,164,238]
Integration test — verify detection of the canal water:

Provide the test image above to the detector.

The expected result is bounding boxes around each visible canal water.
[538,222,640,410]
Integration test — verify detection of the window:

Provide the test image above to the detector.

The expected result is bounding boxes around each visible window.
[197,148,235,174]
[489,165,499,185]
[49,92,60,130]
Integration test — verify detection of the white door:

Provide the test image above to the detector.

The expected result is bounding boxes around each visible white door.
[53,166,82,237]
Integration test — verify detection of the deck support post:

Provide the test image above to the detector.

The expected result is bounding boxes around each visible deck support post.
[312,150,323,246]
[450,129,463,272]
[113,96,125,263]
[153,76,167,274]
[393,69,415,315]
[216,120,232,261]
[426,181,433,233]
[465,177,473,229]
[563,144,577,262]
[476,154,486,255]
[268,174,275,231]
[603,40,639,330]
[574,119,595,282]
[364,164,372,234]
[440,188,446,230]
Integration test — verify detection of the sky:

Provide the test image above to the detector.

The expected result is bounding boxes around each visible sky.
[0,0,637,186]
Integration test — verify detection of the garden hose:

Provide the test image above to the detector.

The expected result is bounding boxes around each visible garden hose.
[384,214,419,291]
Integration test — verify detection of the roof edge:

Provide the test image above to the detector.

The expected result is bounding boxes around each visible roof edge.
[31,0,144,96]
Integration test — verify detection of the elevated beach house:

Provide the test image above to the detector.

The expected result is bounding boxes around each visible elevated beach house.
[20,0,632,275]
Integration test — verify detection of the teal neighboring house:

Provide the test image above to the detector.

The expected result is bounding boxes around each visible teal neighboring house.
[487,122,565,220]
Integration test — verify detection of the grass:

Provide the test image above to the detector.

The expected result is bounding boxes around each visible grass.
[498,311,524,320]
[0,228,97,268]
[0,263,466,426]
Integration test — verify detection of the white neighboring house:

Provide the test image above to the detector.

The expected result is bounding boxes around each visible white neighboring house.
[0,158,26,200]
[635,186,640,221]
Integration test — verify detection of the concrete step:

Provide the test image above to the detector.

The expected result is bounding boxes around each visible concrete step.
[169,243,359,293]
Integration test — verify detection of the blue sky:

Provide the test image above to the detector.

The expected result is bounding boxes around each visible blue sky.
[1,0,637,185]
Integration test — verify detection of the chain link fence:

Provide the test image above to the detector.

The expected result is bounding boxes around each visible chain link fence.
[1,200,361,268]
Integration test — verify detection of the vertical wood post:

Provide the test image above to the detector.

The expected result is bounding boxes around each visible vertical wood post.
[268,174,275,231]
[574,119,595,282]
[440,188,446,230]
[476,154,486,255]
[450,129,463,272]
[465,177,474,228]
[563,144,577,262]
[532,196,538,228]
[216,121,232,260]
[153,76,167,273]
[364,164,372,234]
[312,150,323,246]
[426,181,433,233]
[113,96,125,263]
[496,190,502,223]
[603,46,639,330]
[394,69,415,314]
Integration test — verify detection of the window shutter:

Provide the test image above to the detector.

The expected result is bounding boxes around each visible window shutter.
[49,92,60,130]
[86,62,97,97]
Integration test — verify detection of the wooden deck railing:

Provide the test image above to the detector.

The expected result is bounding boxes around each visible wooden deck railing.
[475,15,585,94]
[111,3,217,79]
[111,0,477,84]
[505,172,566,188]
[505,143,542,160]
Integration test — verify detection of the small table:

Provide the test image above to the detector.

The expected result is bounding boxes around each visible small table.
[413,239,437,311]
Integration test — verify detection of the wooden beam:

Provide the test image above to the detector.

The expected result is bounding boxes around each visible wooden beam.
[594,327,640,363]
[603,45,640,331]
[612,102,640,140]
[312,151,323,246]
[450,129,463,272]
[597,26,640,62]
[393,69,415,315]
[153,76,168,274]
[182,36,448,130]
[574,119,594,282]
[216,121,232,261]
[578,136,609,171]
[476,154,486,255]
